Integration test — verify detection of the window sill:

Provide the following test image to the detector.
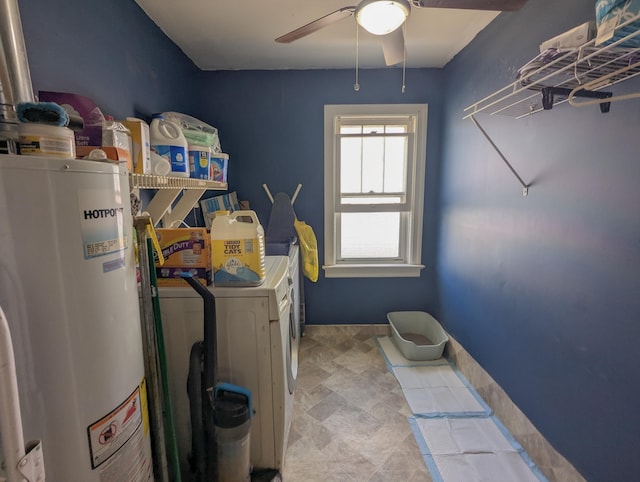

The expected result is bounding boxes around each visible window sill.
[323,263,425,278]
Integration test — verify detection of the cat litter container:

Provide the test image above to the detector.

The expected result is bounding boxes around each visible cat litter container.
[387,311,449,361]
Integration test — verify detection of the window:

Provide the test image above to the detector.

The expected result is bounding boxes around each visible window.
[324,104,427,278]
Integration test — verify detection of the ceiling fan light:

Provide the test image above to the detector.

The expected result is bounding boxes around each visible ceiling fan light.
[355,0,410,36]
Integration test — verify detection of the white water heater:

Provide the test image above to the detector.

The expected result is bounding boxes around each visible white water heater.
[0,154,153,481]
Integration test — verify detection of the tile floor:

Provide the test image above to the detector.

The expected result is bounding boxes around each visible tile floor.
[282,325,432,481]
[282,324,585,482]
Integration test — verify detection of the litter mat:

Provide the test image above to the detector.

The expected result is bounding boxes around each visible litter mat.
[376,314,548,482]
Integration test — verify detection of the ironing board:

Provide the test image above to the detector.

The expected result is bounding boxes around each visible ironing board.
[263,184,305,335]
[265,191,297,255]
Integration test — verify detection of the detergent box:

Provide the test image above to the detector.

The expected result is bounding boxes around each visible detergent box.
[122,118,151,174]
[154,228,211,286]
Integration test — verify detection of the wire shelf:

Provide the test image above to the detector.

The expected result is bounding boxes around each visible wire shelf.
[129,172,227,190]
[464,13,640,119]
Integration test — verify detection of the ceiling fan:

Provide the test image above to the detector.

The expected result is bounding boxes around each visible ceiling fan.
[275,0,528,67]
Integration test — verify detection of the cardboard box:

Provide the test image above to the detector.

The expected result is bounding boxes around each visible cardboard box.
[154,228,211,286]
[123,118,151,174]
[39,91,103,156]
[539,22,596,52]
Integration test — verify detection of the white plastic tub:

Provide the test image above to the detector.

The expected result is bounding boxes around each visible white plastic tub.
[387,311,449,361]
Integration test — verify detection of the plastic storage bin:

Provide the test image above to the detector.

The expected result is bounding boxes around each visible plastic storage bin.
[387,311,449,361]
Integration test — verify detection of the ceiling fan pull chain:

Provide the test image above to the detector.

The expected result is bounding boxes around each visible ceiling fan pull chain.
[402,23,407,93]
[354,22,360,92]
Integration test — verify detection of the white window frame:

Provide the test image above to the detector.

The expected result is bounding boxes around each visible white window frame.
[323,104,427,278]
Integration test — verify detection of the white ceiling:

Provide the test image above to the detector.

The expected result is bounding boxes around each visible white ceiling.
[134,1,500,70]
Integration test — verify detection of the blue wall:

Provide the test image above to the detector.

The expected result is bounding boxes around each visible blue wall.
[192,69,444,324]
[14,0,640,479]
[439,0,640,480]
[19,0,199,120]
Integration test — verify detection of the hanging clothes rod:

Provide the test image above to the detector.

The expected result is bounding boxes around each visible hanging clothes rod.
[568,58,640,108]
[469,115,529,197]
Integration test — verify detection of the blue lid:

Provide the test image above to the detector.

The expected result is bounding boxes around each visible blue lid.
[151,113,164,120]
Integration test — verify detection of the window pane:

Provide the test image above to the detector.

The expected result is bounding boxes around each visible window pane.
[385,125,407,133]
[340,212,400,259]
[363,125,384,134]
[340,137,362,193]
[384,136,407,193]
[362,137,384,192]
[340,125,362,134]
[340,134,407,196]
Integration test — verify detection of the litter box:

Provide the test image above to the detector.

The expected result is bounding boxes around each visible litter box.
[387,311,449,361]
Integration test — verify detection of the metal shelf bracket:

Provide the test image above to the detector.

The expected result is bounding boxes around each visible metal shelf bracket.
[470,115,530,197]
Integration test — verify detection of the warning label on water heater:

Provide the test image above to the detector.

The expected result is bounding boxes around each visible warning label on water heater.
[87,385,153,481]
[78,189,128,260]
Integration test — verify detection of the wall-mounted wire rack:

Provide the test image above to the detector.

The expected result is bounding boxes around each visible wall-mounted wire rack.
[464,13,640,119]
[462,12,640,196]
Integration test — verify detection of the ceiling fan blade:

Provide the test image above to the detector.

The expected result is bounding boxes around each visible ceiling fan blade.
[382,28,405,66]
[412,0,527,11]
[275,7,356,43]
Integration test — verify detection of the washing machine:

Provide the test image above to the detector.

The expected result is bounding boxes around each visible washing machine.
[158,255,298,475]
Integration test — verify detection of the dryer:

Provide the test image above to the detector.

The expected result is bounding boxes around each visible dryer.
[158,256,297,474]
